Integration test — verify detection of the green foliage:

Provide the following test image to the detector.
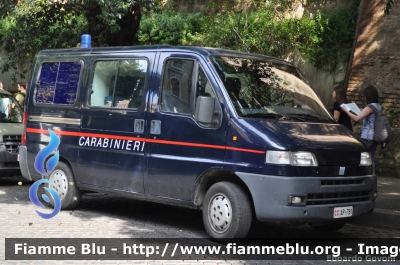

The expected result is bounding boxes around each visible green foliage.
[387,108,399,127]
[0,1,88,80]
[0,0,358,80]
[92,0,155,33]
[388,108,399,118]
[0,16,13,39]
[0,0,157,81]
[298,7,357,72]
[379,150,391,159]
[385,0,394,15]
[138,12,204,45]
[201,8,291,55]
[142,4,357,73]
[334,80,345,86]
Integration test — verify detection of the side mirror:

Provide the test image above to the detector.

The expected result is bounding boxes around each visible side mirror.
[195,96,216,124]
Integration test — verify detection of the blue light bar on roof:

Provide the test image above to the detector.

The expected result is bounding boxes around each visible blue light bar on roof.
[81,34,92,48]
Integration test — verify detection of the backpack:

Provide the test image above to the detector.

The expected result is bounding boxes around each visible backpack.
[367,104,392,146]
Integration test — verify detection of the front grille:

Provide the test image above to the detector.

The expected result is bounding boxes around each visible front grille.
[321,179,364,186]
[306,190,372,205]
[3,135,21,155]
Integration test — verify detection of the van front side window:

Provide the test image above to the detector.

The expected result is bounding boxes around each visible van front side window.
[160,59,194,114]
[195,66,216,110]
[35,61,82,105]
[90,59,148,109]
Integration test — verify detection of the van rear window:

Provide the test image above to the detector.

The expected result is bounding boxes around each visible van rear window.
[89,59,148,109]
[35,61,82,105]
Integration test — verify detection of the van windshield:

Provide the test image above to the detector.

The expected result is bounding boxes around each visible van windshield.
[211,56,334,123]
[0,93,21,123]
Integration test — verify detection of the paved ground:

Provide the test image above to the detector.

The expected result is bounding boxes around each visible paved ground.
[1,175,400,265]
[350,176,400,230]
[375,176,400,211]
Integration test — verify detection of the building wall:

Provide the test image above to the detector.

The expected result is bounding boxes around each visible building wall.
[347,0,400,177]
[284,48,347,107]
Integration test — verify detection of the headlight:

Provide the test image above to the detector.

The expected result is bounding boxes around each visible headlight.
[266,151,318,166]
[360,152,372,166]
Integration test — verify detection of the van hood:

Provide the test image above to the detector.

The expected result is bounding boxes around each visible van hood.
[0,123,23,137]
[257,120,367,166]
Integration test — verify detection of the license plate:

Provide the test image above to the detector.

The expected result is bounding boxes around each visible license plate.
[333,206,353,218]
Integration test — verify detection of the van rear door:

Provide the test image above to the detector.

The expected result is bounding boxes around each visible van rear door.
[145,52,227,201]
[78,54,154,193]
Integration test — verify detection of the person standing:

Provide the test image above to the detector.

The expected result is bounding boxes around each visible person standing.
[14,82,27,108]
[0,81,3,90]
[341,85,380,173]
[332,85,352,131]
[9,82,26,121]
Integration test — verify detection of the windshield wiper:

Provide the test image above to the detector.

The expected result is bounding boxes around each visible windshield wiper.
[242,112,309,122]
[242,113,285,119]
[286,113,332,122]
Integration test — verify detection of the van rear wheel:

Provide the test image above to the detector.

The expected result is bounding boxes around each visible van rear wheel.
[47,161,82,210]
[202,182,252,242]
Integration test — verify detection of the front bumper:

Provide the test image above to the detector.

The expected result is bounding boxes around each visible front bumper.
[0,144,21,176]
[0,163,21,175]
[236,172,377,222]
[18,146,32,181]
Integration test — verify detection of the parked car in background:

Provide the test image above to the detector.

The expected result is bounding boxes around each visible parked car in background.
[0,89,22,177]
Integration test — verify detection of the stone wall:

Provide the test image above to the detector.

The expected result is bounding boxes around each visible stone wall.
[347,0,400,177]
[285,48,347,106]
[346,0,400,122]
[375,129,399,178]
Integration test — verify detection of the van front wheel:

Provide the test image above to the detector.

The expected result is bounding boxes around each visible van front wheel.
[203,182,252,242]
[47,161,82,210]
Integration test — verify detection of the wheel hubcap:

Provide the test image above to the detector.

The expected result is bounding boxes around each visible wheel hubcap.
[49,169,68,200]
[208,193,232,233]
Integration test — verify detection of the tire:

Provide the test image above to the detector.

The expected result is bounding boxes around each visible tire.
[46,161,82,210]
[309,221,346,232]
[202,182,252,242]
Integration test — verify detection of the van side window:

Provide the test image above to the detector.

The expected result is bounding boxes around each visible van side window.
[195,66,216,109]
[35,61,82,105]
[90,59,147,109]
[161,59,194,114]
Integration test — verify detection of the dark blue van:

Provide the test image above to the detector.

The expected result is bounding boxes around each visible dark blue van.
[19,44,377,241]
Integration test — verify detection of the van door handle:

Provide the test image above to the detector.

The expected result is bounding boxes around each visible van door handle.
[134,119,145,133]
[150,120,161,135]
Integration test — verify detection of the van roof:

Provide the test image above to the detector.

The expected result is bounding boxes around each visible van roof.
[36,45,291,66]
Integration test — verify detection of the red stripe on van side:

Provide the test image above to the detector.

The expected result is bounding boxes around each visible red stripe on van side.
[225,146,265,154]
[146,138,224,148]
[145,138,264,154]
[26,128,146,141]
[26,127,265,154]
